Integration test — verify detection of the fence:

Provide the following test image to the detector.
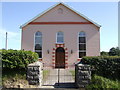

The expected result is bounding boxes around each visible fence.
[27,62,91,88]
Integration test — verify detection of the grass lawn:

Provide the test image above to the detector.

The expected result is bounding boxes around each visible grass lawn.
[69,70,75,79]
[43,70,50,81]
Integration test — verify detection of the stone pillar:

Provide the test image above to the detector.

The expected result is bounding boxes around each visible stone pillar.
[75,64,91,88]
[27,61,43,86]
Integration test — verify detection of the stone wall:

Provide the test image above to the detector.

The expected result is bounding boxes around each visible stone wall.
[75,64,91,88]
[27,61,43,86]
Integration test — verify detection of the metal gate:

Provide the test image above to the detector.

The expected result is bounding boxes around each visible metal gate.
[42,63,76,88]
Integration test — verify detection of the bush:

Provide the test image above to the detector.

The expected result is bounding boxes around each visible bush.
[2,49,38,69]
[81,56,120,80]
[101,51,109,56]
[86,75,119,89]
[109,47,120,56]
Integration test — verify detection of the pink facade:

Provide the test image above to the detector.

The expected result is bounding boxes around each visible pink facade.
[21,3,100,68]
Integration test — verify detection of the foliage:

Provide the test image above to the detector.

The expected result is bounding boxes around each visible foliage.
[109,47,120,56]
[101,51,109,56]
[2,49,38,69]
[2,68,26,81]
[86,75,120,89]
[2,68,30,88]
[81,56,120,80]
[69,70,75,79]
[69,70,75,76]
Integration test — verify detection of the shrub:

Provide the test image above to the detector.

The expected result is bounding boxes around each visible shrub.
[86,75,119,89]
[81,56,120,80]
[2,49,38,69]
[101,51,109,56]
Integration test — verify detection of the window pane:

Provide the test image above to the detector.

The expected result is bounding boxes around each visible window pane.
[36,52,42,58]
[79,44,86,50]
[58,32,63,36]
[35,32,42,36]
[57,37,63,43]
[35,44,42,50]
[35,50,41,52]
[79,52,86,58]
[79,32,86,37]
[57,32,64,43]
[79,37,85,43]
[35,31,42,58]
[35,37,42,44]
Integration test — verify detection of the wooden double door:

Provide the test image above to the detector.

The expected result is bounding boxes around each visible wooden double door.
[55,47,65,68]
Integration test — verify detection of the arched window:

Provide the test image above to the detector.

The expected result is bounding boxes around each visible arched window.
[35,31,42,58]
[79,32,86,58]
[57,32,64,43]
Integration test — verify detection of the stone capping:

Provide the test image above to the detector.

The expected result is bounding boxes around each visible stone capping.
[27,61,43,86]
[75,64,91,88]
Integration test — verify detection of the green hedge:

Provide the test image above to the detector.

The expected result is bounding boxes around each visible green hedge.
[81,56,120,80]
[86,75,119,89]
[2,50,38,69]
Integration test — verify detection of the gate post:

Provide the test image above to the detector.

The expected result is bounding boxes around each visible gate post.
[75,64,91,88]
[58,68,60,86]
[27,61,43,86]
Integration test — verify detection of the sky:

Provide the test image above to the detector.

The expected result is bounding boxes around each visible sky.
[0,2,118,52]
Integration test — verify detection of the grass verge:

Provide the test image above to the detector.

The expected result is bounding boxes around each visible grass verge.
[69,70,75,79]
[43,70,49,81]
[2,68,28,88]
[2,68,26,81]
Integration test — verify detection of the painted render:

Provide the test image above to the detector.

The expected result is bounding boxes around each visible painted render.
[21,3,100,68]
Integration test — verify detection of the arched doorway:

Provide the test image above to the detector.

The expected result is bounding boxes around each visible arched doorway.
[55,47,65,68]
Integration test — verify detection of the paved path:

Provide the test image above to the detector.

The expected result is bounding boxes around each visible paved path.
[42,69,76,88]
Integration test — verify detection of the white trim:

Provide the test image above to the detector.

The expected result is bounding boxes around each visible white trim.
[79,50,86,52]
[20,2,101,28]
[38,58,42,59]
[21,28,23,50]
[78,58,82,60]
[79,43,86,44]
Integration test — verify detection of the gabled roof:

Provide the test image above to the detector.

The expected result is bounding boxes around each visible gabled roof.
[20,2,101,28]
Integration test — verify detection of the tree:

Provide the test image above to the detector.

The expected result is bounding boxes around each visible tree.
[108,47,120,56]
[101,51,109,56]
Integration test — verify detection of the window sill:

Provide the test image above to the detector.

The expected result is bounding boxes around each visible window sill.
[56,43,64,44]
[38,58,42,61]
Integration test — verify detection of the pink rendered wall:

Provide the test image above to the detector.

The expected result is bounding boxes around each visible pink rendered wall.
[21,4,100,67]
[33,5,88,22]
[21,24,100,66]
